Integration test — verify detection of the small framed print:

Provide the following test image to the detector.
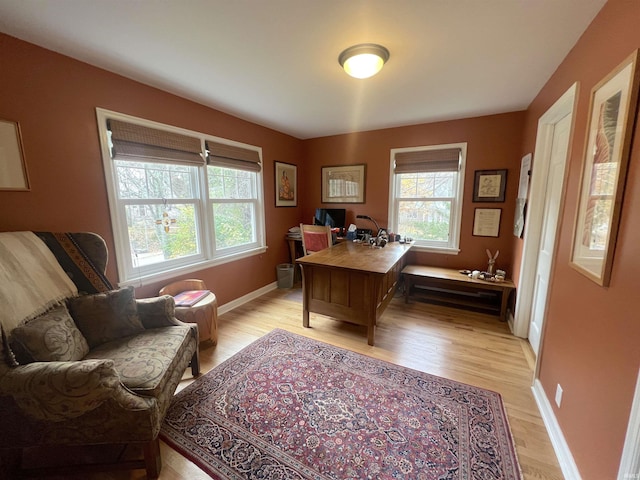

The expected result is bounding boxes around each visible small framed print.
[473,169,507,202]
[473,208,502,237]
[275,161,297,207]
[0,118,30,191]
[321,164,366,203]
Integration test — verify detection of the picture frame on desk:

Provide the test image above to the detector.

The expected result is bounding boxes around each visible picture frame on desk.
[275,161,297,207]
[321,164,366,203]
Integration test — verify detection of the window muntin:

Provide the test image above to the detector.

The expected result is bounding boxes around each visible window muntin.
[97,108,266,285]
[388,144,466,253]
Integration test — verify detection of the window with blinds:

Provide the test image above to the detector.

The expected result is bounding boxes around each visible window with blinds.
[97,108,266,284]
[388,143,466,253]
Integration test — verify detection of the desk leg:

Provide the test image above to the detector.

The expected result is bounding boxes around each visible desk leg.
[287,238,296,265]
[367,324,375,346]
[301,265,310,328]
[367,275,378,346]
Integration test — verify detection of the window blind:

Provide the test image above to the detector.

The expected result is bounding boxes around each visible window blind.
[394,147,461,173]
[206,141,261,172]
[108,119,203,165]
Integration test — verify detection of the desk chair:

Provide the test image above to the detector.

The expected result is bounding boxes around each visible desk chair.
[300,224,333,255]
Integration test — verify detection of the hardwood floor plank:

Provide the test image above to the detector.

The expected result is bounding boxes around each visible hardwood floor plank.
[27,286,563,479]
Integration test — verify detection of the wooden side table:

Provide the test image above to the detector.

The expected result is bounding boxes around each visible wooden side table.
[159,279,218,346]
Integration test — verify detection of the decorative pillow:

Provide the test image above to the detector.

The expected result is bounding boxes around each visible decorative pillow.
[68,286,145,348]
[9,303,90,364]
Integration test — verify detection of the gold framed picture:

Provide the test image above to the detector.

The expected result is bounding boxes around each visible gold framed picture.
[275,161,297,207]
[321,164,366,203]
[570,50,640,286]
[0,118,30,191]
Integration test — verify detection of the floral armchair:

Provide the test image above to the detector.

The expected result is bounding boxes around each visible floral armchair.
[0,232,199,479]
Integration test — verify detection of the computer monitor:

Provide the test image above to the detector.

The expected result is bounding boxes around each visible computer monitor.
[314,208,346,231]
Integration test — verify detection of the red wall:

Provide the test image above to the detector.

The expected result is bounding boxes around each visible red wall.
[303,113,526,273]
[514,0,640,477]
[4,2,638,474]
[0,33,304,304]
[0,30,525,298]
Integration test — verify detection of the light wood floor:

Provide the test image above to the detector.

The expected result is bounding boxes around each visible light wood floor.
[27,286,563,480]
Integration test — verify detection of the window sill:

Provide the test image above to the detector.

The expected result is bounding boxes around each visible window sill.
[119,246,268,288]
[409,244,460,255]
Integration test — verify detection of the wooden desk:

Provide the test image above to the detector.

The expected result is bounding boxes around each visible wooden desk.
[286,234,302,265]
[402,265,515,321]
[297,241,412,345]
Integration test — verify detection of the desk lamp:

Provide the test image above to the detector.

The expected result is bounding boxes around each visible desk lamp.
[356,215,381,235]
[356,215,388,246]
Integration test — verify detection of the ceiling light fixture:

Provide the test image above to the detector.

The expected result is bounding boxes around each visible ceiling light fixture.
[338,43,390,79]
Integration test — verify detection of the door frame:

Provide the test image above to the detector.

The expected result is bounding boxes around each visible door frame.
[512,83,578,344]
[618,367,640,479]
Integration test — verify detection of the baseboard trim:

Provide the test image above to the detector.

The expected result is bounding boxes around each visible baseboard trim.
[532,379,582,479]
[218,282,278,315]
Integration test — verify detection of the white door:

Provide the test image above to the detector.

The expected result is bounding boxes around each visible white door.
[528,113,571,354]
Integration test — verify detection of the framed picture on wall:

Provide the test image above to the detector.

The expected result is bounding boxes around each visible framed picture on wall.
[321,164,366,203]
[0,118,30,191]
[275,161,297,207]
[473,208,502,237]
[570,49,640,287]
[473,169,507,202]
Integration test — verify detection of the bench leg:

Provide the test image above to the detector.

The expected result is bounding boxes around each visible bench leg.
[404,276,412,303]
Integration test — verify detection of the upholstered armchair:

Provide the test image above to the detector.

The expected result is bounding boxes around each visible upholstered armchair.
[0,232,199,479]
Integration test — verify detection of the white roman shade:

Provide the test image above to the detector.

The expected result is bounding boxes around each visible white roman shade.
[206,141,261,172]
[394,147,461,173]
[108,119,203,165]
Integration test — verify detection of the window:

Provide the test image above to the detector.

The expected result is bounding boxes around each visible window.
[388,143,466,253]
[97,109,266,285]
[206,141,262,255]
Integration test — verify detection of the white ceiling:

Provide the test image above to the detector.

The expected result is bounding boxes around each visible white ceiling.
[0,0,606,139]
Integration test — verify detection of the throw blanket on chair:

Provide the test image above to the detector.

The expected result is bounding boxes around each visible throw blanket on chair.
[0,231,78,334]
[35,232,113,294]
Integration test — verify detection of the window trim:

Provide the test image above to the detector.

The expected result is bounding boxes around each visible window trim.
[387,143,466,254]
[96,108,266,286]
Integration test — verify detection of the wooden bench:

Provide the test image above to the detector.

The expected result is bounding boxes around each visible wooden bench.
[402,265,516,321]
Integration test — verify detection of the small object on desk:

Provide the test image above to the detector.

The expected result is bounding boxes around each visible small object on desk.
[173,289,211,307]
[486,249,500,274]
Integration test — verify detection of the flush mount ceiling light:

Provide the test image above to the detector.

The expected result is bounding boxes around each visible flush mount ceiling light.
[338,43,390,79]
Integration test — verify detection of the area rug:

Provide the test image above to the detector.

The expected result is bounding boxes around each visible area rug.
[161,329,522,479]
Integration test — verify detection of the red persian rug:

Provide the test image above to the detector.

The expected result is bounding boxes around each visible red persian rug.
[161,329,522,479]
